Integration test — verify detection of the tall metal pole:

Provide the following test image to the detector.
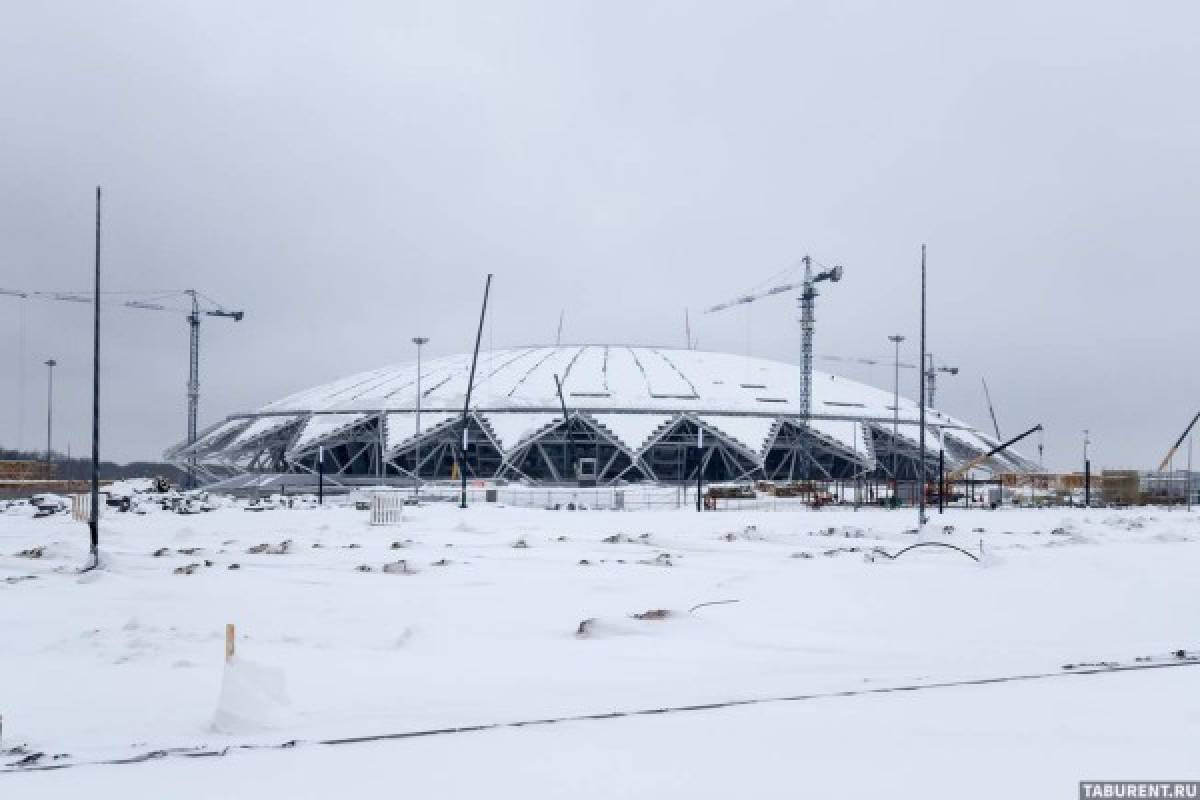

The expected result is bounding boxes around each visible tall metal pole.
[88,187,101,567]
[185,290,200,489]
[460,274,493,509]
[918,244,927,526]
[888,334,904,506]
[44,359,57,468]
[412,336,428,499]
[1083,429,1091,507]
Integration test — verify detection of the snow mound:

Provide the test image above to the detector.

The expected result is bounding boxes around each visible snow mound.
[212,657,292,734]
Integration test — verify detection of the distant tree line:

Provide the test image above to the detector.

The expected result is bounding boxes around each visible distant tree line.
[0,447,187,483]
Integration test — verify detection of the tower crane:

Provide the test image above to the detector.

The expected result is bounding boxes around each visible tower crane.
[817,354,960,410]
[923,354,959,409]
[0,287,244,485]
[706,255,843,420]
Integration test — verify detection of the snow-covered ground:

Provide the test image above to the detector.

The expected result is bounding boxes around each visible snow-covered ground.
[2,500,1198,797]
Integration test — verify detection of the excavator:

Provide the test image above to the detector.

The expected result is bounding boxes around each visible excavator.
[930,423,1043,504]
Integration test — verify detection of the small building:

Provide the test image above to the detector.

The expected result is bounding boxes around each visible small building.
[0,460,56,481]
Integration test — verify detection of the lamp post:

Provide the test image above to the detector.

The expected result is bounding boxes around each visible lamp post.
[888,334,905,506]
[412,336,429,500]
[44,359,57,470]
[1083,429,1091,507]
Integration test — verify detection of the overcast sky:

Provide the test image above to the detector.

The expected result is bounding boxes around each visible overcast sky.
[2,0,1198,470]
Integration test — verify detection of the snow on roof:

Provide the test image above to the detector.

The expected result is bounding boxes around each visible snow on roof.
[384,412,457,452]
[481,412,561,451]
[255,346,952,426]
[590,413,674,451]
[698,415,777,456]
[290,413,367,454]
[226,415,302,450]
[808,417,871,460]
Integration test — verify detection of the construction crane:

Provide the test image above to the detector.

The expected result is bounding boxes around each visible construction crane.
[817,353,959,410]
[923,354,959,409]
[1157,411,1200,472]
[944,423,1043,485]
[0,287,243,485]
[706,255,843,419]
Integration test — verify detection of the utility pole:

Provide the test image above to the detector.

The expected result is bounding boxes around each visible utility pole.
[1083,429,1091,507]
[412,336,428,499]
[888,334,905,506]
[88,187,101,569]
[317,445,324,505]
[44,359,57,469]
[918,244,927,527]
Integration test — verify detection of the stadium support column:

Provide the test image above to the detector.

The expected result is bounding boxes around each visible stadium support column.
[460,274,493,509]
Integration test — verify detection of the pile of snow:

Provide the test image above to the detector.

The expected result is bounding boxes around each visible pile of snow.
[212,656,292,734]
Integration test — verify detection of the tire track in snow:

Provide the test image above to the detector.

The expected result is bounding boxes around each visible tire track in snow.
[6,656,1197,774]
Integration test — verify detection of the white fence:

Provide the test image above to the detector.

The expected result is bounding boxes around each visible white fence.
[71,493,99,522]
[369,490,404,526]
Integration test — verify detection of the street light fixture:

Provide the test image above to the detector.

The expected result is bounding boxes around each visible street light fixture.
[412,336,429,500]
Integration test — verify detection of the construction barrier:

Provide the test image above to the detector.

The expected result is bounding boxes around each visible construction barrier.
[369,490,404,526]
[70,494,98,523]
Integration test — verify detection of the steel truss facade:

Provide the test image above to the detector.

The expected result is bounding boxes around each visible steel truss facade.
[169,407,1030,487]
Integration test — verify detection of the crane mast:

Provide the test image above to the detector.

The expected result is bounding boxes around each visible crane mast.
[1,286,243,487]
[923,353,959,409]
[798,256,816,419]
[706,254,842,424]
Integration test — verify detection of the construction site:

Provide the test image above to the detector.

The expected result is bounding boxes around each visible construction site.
[3,252,1197,511]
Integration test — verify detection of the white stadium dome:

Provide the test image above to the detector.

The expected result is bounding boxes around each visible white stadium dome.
[168,345,1034,487]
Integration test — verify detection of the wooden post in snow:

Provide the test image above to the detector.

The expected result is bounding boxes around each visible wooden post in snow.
[225,623,236,663]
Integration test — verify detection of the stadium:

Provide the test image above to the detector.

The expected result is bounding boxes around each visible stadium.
[166,345,1035,490]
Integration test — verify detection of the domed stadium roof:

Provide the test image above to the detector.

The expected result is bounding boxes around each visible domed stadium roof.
[169,345,1035,486]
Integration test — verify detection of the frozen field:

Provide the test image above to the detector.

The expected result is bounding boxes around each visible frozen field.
[2,499,1198,797]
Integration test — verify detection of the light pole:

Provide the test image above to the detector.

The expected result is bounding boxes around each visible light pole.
[918,244,927,527]
[87,187,101,570]
[412,336,428,499]
[44,359,57,470]
[1083,429,1091,507]
[888,334,905,506]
